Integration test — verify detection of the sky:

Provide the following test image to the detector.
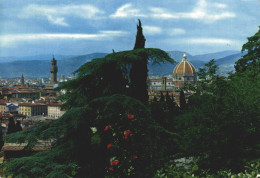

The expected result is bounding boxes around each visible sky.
[0,0,259,57]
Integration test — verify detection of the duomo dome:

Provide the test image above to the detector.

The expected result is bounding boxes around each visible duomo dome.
[173,53,197,87]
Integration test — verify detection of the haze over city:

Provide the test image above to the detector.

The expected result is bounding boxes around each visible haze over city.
[0,0,260,57]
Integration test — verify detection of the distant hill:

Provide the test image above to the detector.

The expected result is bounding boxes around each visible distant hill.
[215,52,246,74]
[0,50,244,78]
[192,50,240,62]
[0,54,76,63]
[0,53,107,78]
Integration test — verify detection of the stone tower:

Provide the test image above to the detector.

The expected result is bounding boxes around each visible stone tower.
[161,77,167,91]
[50,57,58,84]
[21,73,24,85]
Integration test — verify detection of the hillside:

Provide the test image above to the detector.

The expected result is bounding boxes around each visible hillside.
[193,50,239,62]
[0,53,107,78]
[0,51,244,78]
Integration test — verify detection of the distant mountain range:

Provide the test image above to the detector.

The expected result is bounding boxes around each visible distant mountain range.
[0,50,245,78]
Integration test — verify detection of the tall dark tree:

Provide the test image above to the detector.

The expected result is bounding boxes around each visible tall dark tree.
[235,26,260,73]
[179,90,186,110]
[15,120,22,132]
[159,92,165,102]
[133,19,146,49]
[7,117,16,134]
[0,119,3,149]
[130,19,148,103]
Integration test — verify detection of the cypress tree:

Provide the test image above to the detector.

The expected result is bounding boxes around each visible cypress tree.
[0,122,3,149]
[133,19,146,49]
[129,19,148,103]
[165,91,173,112]
[159,92,165,102]
[7,117,16,134]
[179,90,186,109]
[15,120,22,132]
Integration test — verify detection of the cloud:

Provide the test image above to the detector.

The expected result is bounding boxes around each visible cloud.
[168,28,186,36]
[110,3,147,18]
[185,38,232,44]
[143,26,162,35]
[213,3,227,8]
[19,4,105,26]
[182,38,244,50]
[0,31,128,47]
[110,0,235,23]
[149,0,235,23]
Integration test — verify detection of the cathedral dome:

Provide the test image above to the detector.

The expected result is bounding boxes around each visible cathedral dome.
[173,53,196,76]
[172,53,197,88]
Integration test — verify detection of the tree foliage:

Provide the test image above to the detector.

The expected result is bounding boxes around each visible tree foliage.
[7,118,16,134]
[235,26,260,73]
[197,59,218,80]
[176,73,260,171]
[179,90,186,110]
[133,19,145,49]
[1,21,176,177]
[130,19,148,102]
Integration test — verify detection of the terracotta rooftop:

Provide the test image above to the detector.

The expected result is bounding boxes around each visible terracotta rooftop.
[19,103,47,106]
[1,141,52,151]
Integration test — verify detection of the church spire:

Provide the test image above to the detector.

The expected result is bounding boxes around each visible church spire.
[21,73,24,85]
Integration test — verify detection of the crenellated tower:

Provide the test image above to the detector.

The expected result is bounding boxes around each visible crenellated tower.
[50,57,58,84]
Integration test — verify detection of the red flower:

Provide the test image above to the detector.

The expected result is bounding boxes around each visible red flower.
[127,114,134,119]
[132,155,138,159]
[124,130,133,139]
[110,160,119,166]
[107,143,112,149]
[104,125,110,131]
[109,167,114,171]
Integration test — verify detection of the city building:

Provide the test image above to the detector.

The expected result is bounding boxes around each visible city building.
[47,102,65,119]
[172,53,197,89]
[10,90,40,99]
[19,102,47,117]
[0,100,7,113]
[148,77,174,91]
[6,103,19,112]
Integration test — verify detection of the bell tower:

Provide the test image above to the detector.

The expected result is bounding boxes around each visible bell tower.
[50,57,58,84]
[21,73,24,85]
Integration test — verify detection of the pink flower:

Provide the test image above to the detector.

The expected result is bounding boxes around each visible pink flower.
[107,143,112,149]
[109,167,114,171]
[124,130,133,139]
[127,114,134,119]
[110,160,119,166]
[104,125,110,131]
